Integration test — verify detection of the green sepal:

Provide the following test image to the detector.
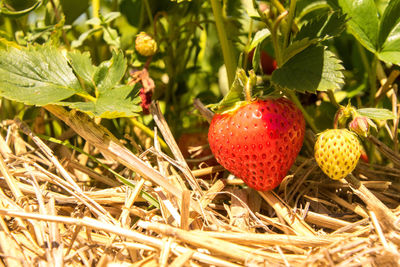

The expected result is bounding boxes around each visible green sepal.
[208,69,256,114]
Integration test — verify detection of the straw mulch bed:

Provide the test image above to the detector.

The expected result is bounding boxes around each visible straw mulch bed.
[0,102,399,267]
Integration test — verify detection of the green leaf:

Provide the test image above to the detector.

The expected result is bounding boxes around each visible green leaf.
[0,46,84,105]
[338,0,379,53]
[93,51,127,93]
[377,0,400,65]
[0,45,141,118]
[71,28,101,48]
[272,46,344,93]
[378,0,400,47]
[357,108,396,120]
[102,12,121,24]
[295,11,347,41]
[298,1,331,20]
[247,29,271,52]
[60,0,89,24]
[282,38,318,65]
[0,0,42,17]
[209,69,248,113]
[86,17,102,26]
[378,51,400,65]
[62,85,141,118]
[251,43,261,73]
[103,26,121,48]
[283,11,346,66]
[119,0,142,26]
[67,50,97,87]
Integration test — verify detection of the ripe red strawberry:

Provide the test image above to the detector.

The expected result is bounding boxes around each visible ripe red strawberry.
[208,98,305,191]
[248,49,277,75]
[178,131,218,169]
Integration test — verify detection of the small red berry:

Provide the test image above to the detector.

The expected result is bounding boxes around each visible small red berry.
[248,49,277,75]
[178,132,218,173]
[139,87,152,114]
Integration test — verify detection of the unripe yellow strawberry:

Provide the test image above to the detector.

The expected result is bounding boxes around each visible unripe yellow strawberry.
[314,129,361,180]
[135,32,157,57]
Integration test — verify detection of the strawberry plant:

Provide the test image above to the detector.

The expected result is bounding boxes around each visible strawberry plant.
[313,103,395,180]
[0,0,400,265]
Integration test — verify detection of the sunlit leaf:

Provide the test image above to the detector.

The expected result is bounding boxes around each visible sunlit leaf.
[378,0,400,65]
[0,46,85,105]
[295,11,347,41]
[338,0,379,53]
[67,50,97,87]
[93,51,126,93]
[247,29,271,52]
[272,46,344,93]
[357,108,396,120]
[62,85,141,118]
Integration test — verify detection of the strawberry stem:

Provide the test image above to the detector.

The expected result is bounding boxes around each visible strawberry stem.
[287,90,318,133]
[143,0,154,30]
[271,11,288,66]
[327,89,340,109]
[244,70,257,102]
[333,110,341,129]
[283,0,297,51]
[210,0,236,86]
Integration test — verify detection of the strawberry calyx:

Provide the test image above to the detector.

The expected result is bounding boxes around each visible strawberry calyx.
[209,68,276,115]
[333,103,357,129]
[333,103,380,138]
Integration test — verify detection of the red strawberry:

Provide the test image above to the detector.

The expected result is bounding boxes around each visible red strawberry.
[248,49,277,75]
[208,98,305,191]
[178,132,218,169]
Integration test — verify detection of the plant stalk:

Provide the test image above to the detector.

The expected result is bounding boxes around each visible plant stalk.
[327,89,340,108]
[76,93,97,102]
[271,11,288,66]
[368,56,378,106]
[287,90,318,133]
[283,0,297,50]
[209,0,236,86]
[143,0,154,30]
[92,0,100,18]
